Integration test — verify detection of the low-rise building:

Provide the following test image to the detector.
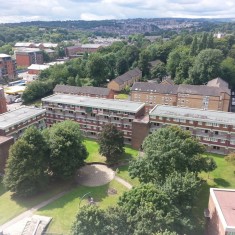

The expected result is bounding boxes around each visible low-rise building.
[0,54,17,81]
[108,68,142,92]
[131,78,231,113]
[53,84,115,99]
[42,94,145,146]
[149,105,235,154]
[0,106,46,140]
[205,188,235,235]
[15,48,44,67]
[27,64,50,75]
[0,88,7,114]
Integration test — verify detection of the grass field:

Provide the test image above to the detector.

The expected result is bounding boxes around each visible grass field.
[114,94,129,100]
[0,180,73,225]
[192,153,235,235]
[37,180,128,234]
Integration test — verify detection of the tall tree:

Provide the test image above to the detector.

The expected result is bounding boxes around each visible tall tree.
[190,36,198,56]
[3,127,49,197]
[98,123,124,163]
[44,120,88,179]
[129,126,212,184]
[116,58,129,75]
[138,50,151,77]
[189,49,224,84]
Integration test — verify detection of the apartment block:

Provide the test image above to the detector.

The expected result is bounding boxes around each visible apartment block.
[0,88,7,114]
[108,68,142,92]
[149,105,235,155]
[15,48,44,67]
[205,188,235,235]
[41,94,145,146]
[0,107,46,140]
[0,136,14,173]
[53,84,115,99]
[0,54,17,80]
[131,78,231,113]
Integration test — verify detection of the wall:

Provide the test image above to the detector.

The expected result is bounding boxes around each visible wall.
[0,137,14,173]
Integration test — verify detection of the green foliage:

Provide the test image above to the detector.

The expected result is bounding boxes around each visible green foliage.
[151,61,167,80]
[129,126,209,184]
[3,127,49,197]
[220,57,235,88]
[118,183,193,234]
[138,50,151,77]
[189,49,224,84]
[154,230,179,235]
[22,80,53,103]
[44,120,88,179]
[116,58,129,75]
[98,124,124,163]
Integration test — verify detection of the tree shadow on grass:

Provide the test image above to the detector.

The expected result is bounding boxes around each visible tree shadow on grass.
[214,178,230,187]
[37,183,110,212]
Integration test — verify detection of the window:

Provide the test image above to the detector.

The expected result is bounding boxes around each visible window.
[205,130,209,133]
[198,121,202,125]
[215,131,219,135]
[186,127,189,130]
[206,122,212,126]
[129,119,132,122]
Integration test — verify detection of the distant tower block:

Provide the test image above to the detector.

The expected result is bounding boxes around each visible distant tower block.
[0,88,7,114]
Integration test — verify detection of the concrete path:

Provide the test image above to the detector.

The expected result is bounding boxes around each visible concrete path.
[114,176,133,189]
[0,190,69,232]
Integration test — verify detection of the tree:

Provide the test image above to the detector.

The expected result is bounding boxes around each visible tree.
[116,58,128,75]
[3,127,49,197]
[98,123,124,163]
[71,206,108,235]
[151,61,167,80]
[190,35,198,56]
[220,57,235,88]
[204,157,217,179]
[129,126,209,184]
[118,183,193,234]
[158,171,200,214]
[189,49,224,84]
[44,120,88,179]
[138,50,151,77]
[154,230,178,235]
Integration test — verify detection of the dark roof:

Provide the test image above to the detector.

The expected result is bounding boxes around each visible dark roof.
[113,68,142,85]
[131,82,230,96]
[53,85,110,96]
[178,84,228,96]
[160,77,174,85]
[131,82,178,94]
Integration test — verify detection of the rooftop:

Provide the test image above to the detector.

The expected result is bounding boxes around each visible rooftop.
[53,84,111,96]
[0,136,14,144]
[113,68,142,85]
[149,105,235,125]
[210,188,235,229]
[42,94,145,113]
[0,107,46,130]
[81,44,103,49]
[0,54,11,58]
[28,64,50,70]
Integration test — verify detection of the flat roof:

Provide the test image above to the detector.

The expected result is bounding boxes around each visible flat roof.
[28,64,50,70]
[42,94,145,113]
[0,53,11,58]
[0,136,14,144]
[210,188,235,230]
[149,105,235,125]
[0,107,46,130]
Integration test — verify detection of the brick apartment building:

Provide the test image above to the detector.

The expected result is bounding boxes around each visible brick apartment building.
[15,48,44,67]
[14,42,58,50]
[149,105,235,155]
[205,188,235,235]
[53,84,115,99]
[41,94,145,146]
[0,88,7,114]
[27,64,50,75]
[0,107,46,140]
[108,68,142,92]
[0,136,14,173]
[0,54,17,81]
[0,106,46,171]
[65,44,103,58]
[131,78,231,113]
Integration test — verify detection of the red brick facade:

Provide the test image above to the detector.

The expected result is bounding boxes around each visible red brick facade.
[0,88,7,114]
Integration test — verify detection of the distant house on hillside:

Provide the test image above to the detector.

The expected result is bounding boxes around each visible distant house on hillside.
[53,84,115,99]
[108,68,142,92]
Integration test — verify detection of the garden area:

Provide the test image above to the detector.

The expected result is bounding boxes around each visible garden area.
[1,137,235,234]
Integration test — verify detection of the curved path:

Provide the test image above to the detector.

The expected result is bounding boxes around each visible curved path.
[1,164,133,234]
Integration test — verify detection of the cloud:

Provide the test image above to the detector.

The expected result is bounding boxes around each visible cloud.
[0,0,235,23]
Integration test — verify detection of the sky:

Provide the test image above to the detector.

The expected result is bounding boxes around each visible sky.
[0,0,235,23]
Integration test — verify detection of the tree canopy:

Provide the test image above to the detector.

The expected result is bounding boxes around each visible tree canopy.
[129,126,214,184]
[3,126,49,197]
[44,120,88,179]
[98,123,124,163]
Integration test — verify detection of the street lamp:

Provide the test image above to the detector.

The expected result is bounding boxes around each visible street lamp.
[79,192,91,209]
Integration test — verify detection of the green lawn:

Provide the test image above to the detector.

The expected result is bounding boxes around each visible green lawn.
[0,180,73,225]
[192,153,235,235]
[114,94,129,100]
[37,180,128,234]
[84,138,138,164]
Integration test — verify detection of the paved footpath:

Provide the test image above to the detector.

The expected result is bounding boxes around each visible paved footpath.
[1,167,133,234]
[0,190,69,231]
